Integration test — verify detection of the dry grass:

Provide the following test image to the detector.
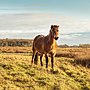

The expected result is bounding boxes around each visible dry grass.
[55,51,74,58]
[74,55,90,67]
[56,47,90,56]
[0,46,90,67]
[56,47,90,67]
[0,53,90,90]
[0,46,32,53]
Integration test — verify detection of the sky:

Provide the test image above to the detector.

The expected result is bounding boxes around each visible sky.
[0,0,90,45]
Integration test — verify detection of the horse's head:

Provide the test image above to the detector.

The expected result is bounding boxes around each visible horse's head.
[50,25,59,40]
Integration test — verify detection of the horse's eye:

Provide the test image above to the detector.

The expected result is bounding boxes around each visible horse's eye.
[57,30,58,32]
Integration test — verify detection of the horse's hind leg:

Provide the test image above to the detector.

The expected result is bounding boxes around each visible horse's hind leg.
[34,52,38,65]
[40,54,43,66]
[45,54,48,68]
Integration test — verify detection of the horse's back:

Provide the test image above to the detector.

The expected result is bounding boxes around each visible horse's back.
[34,35,44,41]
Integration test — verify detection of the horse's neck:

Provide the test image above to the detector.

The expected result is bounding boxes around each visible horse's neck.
[47,35,56,45]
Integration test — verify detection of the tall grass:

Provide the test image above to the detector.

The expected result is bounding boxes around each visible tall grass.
[74,55,90,67]
[56,47,90,67]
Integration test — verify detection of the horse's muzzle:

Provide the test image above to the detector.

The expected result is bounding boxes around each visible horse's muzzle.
[55,37,59,40]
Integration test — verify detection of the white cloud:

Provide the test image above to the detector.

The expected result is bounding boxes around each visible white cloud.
[0,13,90,34]
[0,13,90,45]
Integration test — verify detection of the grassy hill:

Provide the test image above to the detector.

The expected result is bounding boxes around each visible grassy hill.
[0,53,90,90]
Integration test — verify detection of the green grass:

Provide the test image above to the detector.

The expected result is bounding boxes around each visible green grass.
[0,53,90,90]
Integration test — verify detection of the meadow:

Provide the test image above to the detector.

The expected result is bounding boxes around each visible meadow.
[0,46,90,90]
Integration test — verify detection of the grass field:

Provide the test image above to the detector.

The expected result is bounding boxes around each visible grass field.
[0,47,90,90]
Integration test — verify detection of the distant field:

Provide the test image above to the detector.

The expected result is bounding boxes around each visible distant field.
[0,46,90,67]
[56,47,90,67]
[0,47,90,90]
[0,46,32,53]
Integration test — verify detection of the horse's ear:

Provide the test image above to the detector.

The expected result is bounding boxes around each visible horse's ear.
[57,25,59,28]
[51,25,53,29]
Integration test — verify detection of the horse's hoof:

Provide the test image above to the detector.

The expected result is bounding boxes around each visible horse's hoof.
[50,69,54,72]
[50,69,59,74]
[41,64,43,66]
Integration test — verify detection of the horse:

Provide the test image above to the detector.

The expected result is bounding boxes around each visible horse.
[31,25,59,69]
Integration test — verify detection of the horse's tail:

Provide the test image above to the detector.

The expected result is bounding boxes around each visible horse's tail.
[31,40,35,64]
[32,41,35,52]
[32,39,38,65]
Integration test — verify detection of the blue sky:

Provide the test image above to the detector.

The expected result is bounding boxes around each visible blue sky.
[0,0,90,45]
[0,0,90,17]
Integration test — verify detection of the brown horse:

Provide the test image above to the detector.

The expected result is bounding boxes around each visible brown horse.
[31,25,59,69]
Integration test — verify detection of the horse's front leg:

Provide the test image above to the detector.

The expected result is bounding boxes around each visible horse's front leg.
[45,54,48,68]
[51,53,54,69]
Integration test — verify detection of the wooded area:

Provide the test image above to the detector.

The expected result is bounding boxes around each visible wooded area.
[0,39,33,46]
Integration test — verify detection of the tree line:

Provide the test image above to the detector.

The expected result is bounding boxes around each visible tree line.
[59,44,90,48]
[0,38,33,46]
[0,38,90,48]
